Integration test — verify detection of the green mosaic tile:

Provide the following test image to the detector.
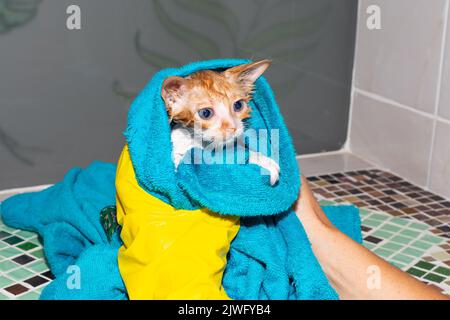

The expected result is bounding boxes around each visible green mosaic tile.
[381,224,401,233]
[0,260,18,272]
[372,230,394,239]
[363,242,376,250]
[28,238,42,246]
[28,260,49,273]
[0,276,13,288]
[30,249,45,259]
[391,235,413,245]
[411,241,433,250]
[359,208,371,216]
[17,242,38,251]
[0,231,11,239]
[0,247,21,258]
[15,230,36,240]
[0,224,18,233]
[415,261,435,270]
[399,229,421,238]
[2,236,24,245]
[392,254,415,264]
[390,217,409,226]
[380,242,403,251]
[390,261,405,269]
[374,248,393,258]
[0,241,6,250]
[362,219,382,228]
[318,200,335,206]
[434,266,450,277]
[35,285,47,294]
[420,235,443,244]
[409,222,428,231]
[18,291,40,300]
[424,273,445,283]
[407,267,426,277]
[369,213,388,221]
[0,292,11,300]
[7,268,33,281]
[402,247,423,257]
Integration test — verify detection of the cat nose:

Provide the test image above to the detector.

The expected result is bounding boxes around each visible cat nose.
[224,127,236,134]
[221,122,236,132]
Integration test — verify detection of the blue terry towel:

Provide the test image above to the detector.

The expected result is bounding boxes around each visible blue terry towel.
[0,59,362,300]
[0,162,126,300]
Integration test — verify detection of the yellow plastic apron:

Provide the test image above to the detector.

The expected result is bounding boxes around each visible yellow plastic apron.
[116,146,240,300]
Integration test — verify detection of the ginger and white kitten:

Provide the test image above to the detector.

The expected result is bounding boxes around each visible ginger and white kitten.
[161,60,280,185]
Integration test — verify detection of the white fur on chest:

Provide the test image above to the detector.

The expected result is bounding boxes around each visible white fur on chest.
[171,127,201,167]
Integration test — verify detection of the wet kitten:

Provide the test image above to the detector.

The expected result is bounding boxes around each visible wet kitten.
[161,60,280,185]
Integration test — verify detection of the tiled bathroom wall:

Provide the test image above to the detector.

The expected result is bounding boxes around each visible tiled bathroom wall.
[349,0,450,199]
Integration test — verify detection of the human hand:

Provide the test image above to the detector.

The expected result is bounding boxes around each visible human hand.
[293,176,335,230]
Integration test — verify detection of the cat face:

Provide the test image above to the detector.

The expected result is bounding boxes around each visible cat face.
[161,60,271,143]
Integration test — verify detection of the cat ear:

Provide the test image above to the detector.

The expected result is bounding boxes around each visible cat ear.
[161,76,187,106]
[224,59,272,85]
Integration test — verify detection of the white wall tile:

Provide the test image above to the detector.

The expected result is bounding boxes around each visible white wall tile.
[350,92,434,186]
[429,121,450,198]
[355,0,446,114]
[438,1,450,120]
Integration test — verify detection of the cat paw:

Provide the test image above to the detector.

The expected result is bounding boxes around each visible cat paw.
[266,157,280,186]
[249,152,280,186]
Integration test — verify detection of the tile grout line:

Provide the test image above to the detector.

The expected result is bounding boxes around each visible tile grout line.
[0,232,48,274]
[353,88,450,123]
[363,214,431,285]
[310,171,450,291]
[0,238,50,296]
[313,172,446,236]
[409,247,450,287]
[364,211,406,254]
[365,211,422,260]
[426,0,450,189]
[341,155,449,200]
[363,209,447,289]
[353,88,450,201]
[391,226,435,273]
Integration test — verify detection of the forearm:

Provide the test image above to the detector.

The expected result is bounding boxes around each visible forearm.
[295,177,448,300]
[302,217,446,299]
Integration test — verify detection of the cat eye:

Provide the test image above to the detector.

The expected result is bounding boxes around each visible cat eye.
[198,108,214,120]
[233,100,245,112]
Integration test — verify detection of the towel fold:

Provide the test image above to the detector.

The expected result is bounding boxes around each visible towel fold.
[0,162,127,299]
